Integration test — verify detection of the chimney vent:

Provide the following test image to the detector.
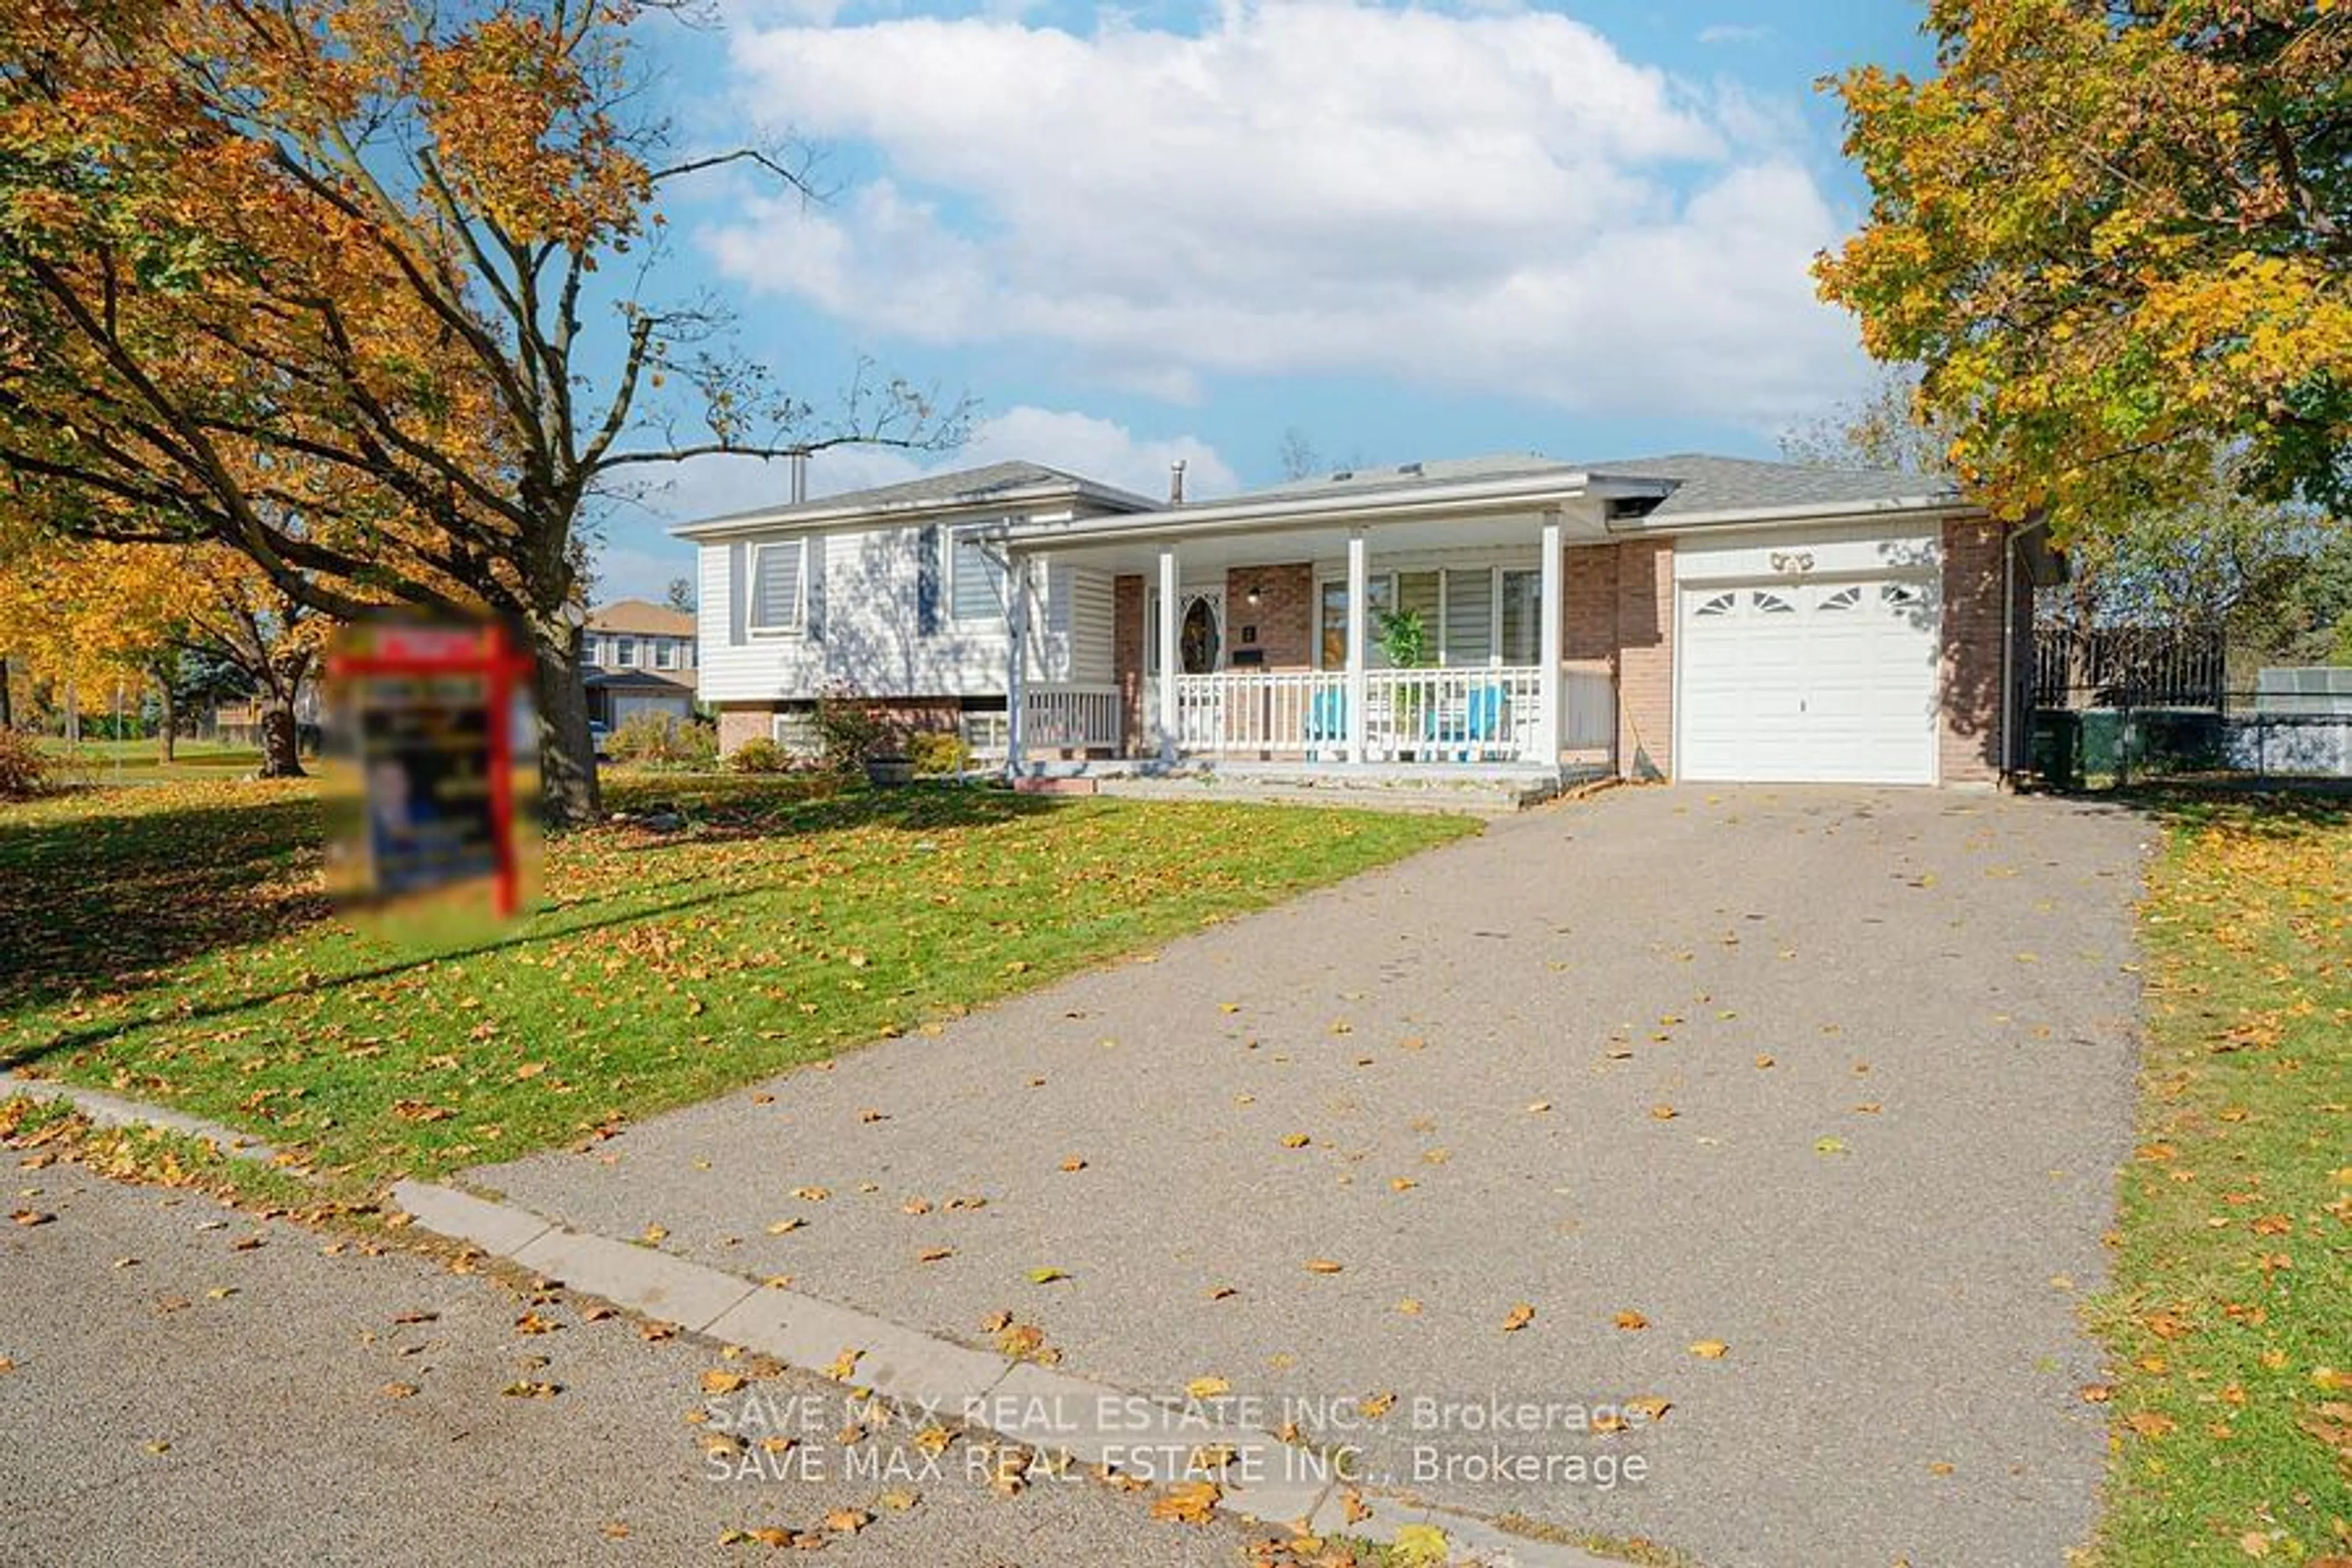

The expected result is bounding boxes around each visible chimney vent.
[1169,459,1187,505]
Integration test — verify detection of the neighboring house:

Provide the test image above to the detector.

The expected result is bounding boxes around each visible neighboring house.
[213,680,323,746]
[679,453,2060,788]
[583,599,699,728]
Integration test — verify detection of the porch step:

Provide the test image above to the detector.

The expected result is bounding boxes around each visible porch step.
[1011,775,1099,797]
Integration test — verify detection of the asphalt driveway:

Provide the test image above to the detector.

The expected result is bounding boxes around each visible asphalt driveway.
[470,785,2151,1567]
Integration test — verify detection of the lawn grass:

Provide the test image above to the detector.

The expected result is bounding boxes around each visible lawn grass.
[36,736,268,785]
[0,773,1472,1186]
[2090,790,2352,1566]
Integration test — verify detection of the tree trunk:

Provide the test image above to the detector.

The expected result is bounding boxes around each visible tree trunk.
[63,682,79,745]
[257,701,304,778]
[0,656,12,730]
[531,620,600,828]
[157,675,177,763]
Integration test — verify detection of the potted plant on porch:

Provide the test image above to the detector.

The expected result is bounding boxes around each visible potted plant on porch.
[1375,606,1430,760]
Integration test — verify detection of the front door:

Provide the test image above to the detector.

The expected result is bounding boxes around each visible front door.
[1148,588,1226,674]
[1179,590,1224,674]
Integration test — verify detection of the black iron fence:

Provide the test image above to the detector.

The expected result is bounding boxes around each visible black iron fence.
[2034,624,2227,709]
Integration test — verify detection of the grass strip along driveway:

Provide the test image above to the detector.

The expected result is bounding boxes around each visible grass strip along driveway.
[2094,791,2351,1567]
[1,775,1470,1185]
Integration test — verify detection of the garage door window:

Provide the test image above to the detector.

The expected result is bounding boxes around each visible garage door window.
[1752,590,1795,614]
[1819,586,1863,613]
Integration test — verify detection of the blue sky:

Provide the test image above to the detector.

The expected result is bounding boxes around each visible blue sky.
[590,1,1939,600]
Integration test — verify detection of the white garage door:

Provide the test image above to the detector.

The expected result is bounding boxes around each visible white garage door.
[1679,577,1940,784]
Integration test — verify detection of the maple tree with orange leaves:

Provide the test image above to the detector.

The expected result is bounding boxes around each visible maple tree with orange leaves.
[0,0,962,821]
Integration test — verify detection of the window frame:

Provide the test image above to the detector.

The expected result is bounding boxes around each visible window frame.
[943,526,1011,626]
[747,538,808,636]
[1314,562,1540,670]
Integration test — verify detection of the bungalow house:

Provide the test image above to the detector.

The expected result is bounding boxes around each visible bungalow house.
[582,600,699,729]
[678,453,2055,788]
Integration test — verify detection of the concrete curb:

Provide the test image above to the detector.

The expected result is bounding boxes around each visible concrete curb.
[2,1072,286,1166]
[2,1074,1619,1566]
[393,1177,1622,1567]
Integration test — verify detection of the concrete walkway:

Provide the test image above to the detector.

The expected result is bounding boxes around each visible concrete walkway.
[469,785,2152,1567]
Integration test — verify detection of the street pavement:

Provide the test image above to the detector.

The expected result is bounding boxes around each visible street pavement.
[0,1159,1268,1567]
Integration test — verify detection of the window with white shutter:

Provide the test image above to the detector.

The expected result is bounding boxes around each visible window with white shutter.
[1442,568,1494,665]
[748,540,805,633]
[948,530,1007,623]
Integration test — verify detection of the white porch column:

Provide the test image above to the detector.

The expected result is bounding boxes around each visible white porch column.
[1538,508,1564,767]
[1006,553,1030,779]
[1345,527,1370,764]
[1156,545,1180,763]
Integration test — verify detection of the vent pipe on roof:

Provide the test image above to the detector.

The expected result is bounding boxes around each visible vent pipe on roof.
[790,451,809,504]
[1168,459,1186,505]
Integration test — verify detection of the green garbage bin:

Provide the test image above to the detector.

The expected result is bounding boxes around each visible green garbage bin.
[2031,710,2082,789]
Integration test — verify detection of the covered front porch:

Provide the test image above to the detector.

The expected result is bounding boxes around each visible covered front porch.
[998,461,1654,777]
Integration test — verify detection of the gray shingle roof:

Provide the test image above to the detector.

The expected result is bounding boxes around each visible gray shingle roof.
[1216,453,1578,504]
[1583,452,1960,521]
[684,460,1149,532]
[1210,450,1956,519]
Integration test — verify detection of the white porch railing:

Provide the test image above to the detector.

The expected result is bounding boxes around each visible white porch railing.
[1164,666,1565,763]
[1171,669,1348,756]
[1021,683,1125,752]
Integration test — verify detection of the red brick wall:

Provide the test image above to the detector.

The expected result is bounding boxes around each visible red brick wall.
[720,698,963,759]
[1615,539,1675,780]
[1940,519,2010,785]
[717,705,775,756]
[1226,562,1314,670]
[1562,544,1618,666]
[1114,573,1145,755]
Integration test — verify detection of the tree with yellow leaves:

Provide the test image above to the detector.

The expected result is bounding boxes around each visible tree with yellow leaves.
[0,0,961,823]
[1816,1,2348,538]
[0,521,325,773]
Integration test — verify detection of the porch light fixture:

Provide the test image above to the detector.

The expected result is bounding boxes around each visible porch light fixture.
[1245,581,1263,608]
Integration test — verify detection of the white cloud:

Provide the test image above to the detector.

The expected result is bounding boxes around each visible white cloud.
[704,2,1865,428]
[589,406,1238,596]
[1697,23,1774,46]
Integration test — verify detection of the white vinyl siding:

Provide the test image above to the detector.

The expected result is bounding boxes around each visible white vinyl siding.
[750,540,806,633]
[1066,568,1116,684]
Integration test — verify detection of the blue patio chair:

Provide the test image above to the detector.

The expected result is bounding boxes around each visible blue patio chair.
[1464,685,1509,743]
[1305,687,1348,744]
[1428,685,1510,758]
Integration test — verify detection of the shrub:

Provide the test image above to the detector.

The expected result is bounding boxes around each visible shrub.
[909,730,971,777]
[606,712,719,771]
[812,686,907,772]
[728,735,787,774]
[0,730,52,801]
